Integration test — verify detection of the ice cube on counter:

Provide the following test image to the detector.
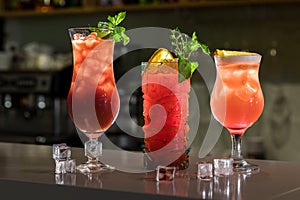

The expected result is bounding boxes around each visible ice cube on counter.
[52,143,76,174]
[53,143,71,161]
[156,166,176,182]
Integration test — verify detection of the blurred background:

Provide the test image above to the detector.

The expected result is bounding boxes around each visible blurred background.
[0,0,299,162]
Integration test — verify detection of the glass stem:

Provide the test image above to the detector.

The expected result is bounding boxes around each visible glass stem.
[85,138,102,164]
[230,134,243,161]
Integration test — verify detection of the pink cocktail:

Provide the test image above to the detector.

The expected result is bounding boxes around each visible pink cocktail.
[210,51,264,173]
[67,28,120,173]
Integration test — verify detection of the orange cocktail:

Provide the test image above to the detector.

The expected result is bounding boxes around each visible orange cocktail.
[210,50,264,173]
[210,61,264,134]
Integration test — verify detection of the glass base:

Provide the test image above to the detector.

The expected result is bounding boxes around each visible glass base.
[143,149,190,171]
[233,159,260,174]
[76,161,115,174]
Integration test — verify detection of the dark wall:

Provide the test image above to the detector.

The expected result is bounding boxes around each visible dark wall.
[3,3,300,83]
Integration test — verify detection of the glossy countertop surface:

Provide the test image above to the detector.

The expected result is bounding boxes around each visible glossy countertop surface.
[0,142,299,200]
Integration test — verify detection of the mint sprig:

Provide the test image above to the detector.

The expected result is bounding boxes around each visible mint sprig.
[97,11,130,45]
[170,28,210,82]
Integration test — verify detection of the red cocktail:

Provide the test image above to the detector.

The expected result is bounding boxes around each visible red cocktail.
[68,28,120,173]
[142,49,190,170]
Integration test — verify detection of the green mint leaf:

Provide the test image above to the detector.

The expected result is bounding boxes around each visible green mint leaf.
[188,41,200,53]
[97,21,110,29]
[190,61,199,75]
[121,32,130,45]
[192,32,198,41]
[170,28,210,82]
[178,56,191,83]
[112,26,130,45]
[96,11,129,45]
[200,43,210,55]
[113,32,121,43]
[113,26,124,42]
[108,12,126,26]
[107,15,116,25]
[115,12,126,25]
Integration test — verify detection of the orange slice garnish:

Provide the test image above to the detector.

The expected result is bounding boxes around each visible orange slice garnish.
[215,49,256,56]
[148,48,176,63]
[144,48,178,74]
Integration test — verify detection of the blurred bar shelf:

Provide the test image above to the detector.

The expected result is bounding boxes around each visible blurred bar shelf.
[1,0,300,18]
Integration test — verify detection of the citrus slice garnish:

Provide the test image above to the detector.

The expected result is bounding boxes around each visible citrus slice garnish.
[97,31,111,38]
[215,49,256,56]
[89,28,112,39]
[144,48,178,74]
[148,48,175,63]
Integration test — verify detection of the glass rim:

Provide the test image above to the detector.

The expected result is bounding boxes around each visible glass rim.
[141,61,179,74]
[142,61,178,64]
[141,61,178,70]
[68,27,114,42]
[68,27,113,32]
[214,53,262,59]
[214,53,262,64]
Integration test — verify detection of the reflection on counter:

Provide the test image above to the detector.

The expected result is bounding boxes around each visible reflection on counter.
[54,164,250,200]
[143,169,190,197]
[55,173,76,186]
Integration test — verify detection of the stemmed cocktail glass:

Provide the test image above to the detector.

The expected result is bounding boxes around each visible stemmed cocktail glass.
[210,50,264,173]
[67,28,120,173]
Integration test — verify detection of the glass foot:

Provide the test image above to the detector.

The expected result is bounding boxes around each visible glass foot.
[233,159,260,174]
[76,161,115,174]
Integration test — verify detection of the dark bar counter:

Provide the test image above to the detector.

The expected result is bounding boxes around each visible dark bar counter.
[0,142,299,200]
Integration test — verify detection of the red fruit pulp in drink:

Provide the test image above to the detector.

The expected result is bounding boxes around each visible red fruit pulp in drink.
[142,62,190,169]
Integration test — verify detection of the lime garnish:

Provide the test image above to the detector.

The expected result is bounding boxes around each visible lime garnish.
[170,28,210,82]
[96,31,111,39]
